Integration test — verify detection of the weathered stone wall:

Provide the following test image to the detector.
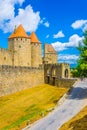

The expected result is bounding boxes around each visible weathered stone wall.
[8,38,31,67]
[55,78,76,88]
[0,65,44,97]
[0,48,12,65]
[44,64,62,79]
[45,76,76,88]
[44,63,70,79]
[43,53,58,64]
[44,44,58,64]
[31,43,42,67]
[44,63,72,87]
[61,63,70,78]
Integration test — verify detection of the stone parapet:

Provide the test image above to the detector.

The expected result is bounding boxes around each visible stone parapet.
[0,65,44,97]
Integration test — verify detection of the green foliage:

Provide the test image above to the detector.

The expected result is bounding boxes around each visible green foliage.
[71,68,78,77]
[75,30,87,77]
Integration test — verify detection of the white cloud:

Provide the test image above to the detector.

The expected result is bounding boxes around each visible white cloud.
[0,0,24,21]
[59,54,79,60]
[53,30,65,38]
[40,18,50,28]
[46,34,49,38]
[83,24,87,31]
[59,60,77,64]
[0,0,49,33]
[52,41,66,51]
[12,0,25,5]
[52,34,83,52]
[58,54,79,64]
[44,21,50,27]
[40,17,46,24]
[66,34,82,47]
[71,19,87,30]
[4,5,41,32]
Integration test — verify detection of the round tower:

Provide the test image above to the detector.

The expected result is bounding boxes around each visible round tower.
[8,25,31,67]
[30,32,42,68]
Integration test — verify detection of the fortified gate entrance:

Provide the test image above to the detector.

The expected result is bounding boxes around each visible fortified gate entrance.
[44,63,70,86]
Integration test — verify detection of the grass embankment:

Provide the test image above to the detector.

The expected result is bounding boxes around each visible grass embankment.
[0,84,68,130]
[60,106,87,130]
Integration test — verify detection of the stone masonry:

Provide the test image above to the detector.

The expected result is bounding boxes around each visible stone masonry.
[0,24,71,96]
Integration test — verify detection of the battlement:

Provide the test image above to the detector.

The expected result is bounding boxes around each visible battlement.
[0,65,44,97]
[60,63,70,65]
[0,48,8,52]
[0,24,71,97]
[44,63,70,84]
[44,63,69,67]
[0,65,43,72]
[31,43,41,46]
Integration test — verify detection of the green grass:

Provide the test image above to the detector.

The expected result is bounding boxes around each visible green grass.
[59,106,87,130]
[0,84,68,130]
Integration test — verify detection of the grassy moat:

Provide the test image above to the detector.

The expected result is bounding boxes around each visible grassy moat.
[59,106,87,130]
[0,84,68,130]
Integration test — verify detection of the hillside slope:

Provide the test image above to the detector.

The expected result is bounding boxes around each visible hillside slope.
[25,79,87,130]
[0,84,68,130]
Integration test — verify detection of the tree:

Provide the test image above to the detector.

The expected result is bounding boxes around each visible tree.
[76,30,87,77]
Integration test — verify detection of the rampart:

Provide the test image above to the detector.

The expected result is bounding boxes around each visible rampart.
[55,78,76,88]
[0,65,44,97]
[44,63,75,88]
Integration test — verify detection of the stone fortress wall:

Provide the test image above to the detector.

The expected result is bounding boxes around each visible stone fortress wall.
[31,43,42,67]
[0,65,44,96]
[0,25,44,96]
[0,25,42,67]
[43,44,58,64]
[0,24,72,97]
[8,37,31,67]
[0,48,12,66]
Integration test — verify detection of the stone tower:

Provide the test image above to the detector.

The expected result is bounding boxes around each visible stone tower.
[8,25,31,67]
[43,44,58,64]
[30,32,42,67]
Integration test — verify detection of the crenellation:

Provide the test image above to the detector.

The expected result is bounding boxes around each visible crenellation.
[0,65,44,72]
[0,24,71,96]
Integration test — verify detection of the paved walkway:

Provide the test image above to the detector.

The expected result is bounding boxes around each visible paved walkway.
[23,79,87,130]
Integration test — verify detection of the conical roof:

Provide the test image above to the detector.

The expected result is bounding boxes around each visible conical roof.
[9,24,29,39]
[47,44,56,53]
[30,32,40,43]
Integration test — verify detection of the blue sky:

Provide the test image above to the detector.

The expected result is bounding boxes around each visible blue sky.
[0,0,87,67]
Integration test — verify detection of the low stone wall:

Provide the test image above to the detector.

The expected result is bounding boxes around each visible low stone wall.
[45,76,76,88]
[55,78,76,88]
[0,65,44,97]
